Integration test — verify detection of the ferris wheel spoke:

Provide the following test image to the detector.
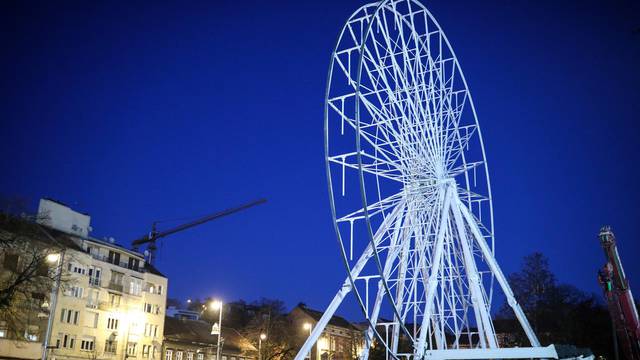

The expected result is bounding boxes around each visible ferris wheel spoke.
[336,192,404,224]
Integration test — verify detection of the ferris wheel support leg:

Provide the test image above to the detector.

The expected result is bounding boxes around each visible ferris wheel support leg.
[294,204,406,360]
[294,280,353,360]
[361,220,405,360]
[450,197,497,348]
[416,185,454,359]
[456,198,541,347]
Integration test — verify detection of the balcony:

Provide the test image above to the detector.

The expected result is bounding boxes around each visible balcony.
[88,253,143,273]
[108,282,124,292]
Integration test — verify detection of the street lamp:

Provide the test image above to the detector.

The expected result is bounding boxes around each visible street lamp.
[46,253,60,263]
[209,300,223,360]
[42,252,63,360]
[258,333,266,360]
[303,323,312,360]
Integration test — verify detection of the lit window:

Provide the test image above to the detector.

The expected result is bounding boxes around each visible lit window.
[166,350,173,360]
[197,354,204,360]
[176,351,183,360]
[0,320,7,338]
[25,325,39,341]
[187,352,194,360]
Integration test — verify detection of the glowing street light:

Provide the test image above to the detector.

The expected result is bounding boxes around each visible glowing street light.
[258,333,267,360]
[209,299,224,360]
[46,253,60,263]
[42,252,63,360]
[209,299,222,311]
[303,323,312,360]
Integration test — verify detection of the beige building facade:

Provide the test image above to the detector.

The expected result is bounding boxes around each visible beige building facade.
[47,237,167,360]
[1,198,168,360]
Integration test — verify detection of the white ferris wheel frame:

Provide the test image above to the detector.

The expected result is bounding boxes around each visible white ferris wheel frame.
[294,1,557,360]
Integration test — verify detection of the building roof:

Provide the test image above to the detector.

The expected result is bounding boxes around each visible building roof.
[0,216,84,253]
[163,317,257,353]
[293,304,358,330]
[0,215,167,278]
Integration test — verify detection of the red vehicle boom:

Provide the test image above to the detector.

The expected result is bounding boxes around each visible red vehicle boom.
[597,226,640,360]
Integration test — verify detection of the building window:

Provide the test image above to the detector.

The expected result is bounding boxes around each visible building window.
[109,270,124,291]
[87,289,99,309]
[81,337,95,351]
[88,266,102,286]
[129,277,143,296]
[68,263,86,275]
[197,354,204,360]
[128,257,140,271]
[66,285,84,298]
[144,323,158,337]
[59,333,76,349]
[0,321,7,338]
[108,250,121,265]
[105,340,117,354]
[144,303,160,314]
[143,345,151,358]
[60,309,79,324]
[166,350,173,360]
[157,285,163,295]
[127,342,138,357]
[107,317,119,330]
[110,293,122,307]
[187,353,194,360]
[176,351,183,360]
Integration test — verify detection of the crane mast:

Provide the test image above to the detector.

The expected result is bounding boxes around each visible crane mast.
[131,198,266,264]
[597,226,640,360]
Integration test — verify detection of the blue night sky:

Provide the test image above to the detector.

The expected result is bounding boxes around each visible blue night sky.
[1,1,639,320]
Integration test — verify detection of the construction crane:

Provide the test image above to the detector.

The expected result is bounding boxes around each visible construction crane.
[131,198,266,264]
[597,226,640,360]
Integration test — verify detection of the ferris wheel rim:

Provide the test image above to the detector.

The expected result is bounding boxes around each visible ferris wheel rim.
[325,0,497,350]
[323,1,407,356]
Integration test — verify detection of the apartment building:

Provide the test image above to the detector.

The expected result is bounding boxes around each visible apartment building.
[39,198,167,360]
[0,199,167,360]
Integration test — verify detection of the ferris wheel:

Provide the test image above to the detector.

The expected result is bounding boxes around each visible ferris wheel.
[294,1,557,360]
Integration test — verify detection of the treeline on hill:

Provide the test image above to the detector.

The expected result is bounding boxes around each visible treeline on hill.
[496,252,624,360]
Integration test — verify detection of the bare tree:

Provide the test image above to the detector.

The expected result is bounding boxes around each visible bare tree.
[0,199,70,341]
